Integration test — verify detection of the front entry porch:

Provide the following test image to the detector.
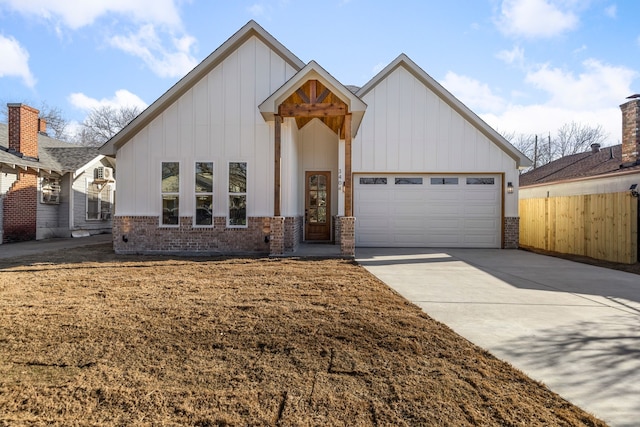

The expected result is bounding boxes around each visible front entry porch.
[259,65,366,258]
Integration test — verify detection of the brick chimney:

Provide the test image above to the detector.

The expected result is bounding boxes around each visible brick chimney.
[7,103,40,159]
[620,98,640,167]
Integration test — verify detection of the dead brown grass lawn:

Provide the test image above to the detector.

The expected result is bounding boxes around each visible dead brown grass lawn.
[0,243,606,426]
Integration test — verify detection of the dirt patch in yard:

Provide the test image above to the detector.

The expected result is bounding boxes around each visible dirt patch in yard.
[0,243,606,426]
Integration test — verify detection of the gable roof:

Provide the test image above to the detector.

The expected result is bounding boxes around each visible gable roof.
[357,54,532,169]
[259,60,367,137]
[100,20,305,156]
[0,123,100,175]
[519,144,640,187]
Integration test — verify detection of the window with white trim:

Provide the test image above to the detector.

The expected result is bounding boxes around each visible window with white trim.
[195,162,213,226]
[86,180,113,220]
[161,162,180,226]
[228,162,247,227]
[41,177,61,204]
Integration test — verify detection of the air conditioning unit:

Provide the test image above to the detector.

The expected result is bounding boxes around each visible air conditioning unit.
[95,167,114,182]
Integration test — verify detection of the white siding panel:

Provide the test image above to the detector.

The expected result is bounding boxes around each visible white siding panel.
[117,35,302,220]
[353,66,517,177]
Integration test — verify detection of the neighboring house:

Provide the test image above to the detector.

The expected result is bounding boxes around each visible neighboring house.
[519,98,640,263]
[0,104,115,243]
[99,20,530,256]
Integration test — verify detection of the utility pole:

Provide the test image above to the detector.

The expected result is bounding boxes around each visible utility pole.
[534,134,538,169]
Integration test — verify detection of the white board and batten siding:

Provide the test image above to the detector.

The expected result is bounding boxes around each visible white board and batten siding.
[116,36,299,219]
[352,63,516,248]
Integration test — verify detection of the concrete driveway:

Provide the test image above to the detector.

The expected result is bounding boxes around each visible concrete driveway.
[357,248,640,427]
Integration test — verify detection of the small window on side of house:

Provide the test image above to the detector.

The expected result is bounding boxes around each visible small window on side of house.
[195,162,213,226]
[161,162,180,226]
[41,177,61,204]
[86,180,113,221]
[228,162,247,227]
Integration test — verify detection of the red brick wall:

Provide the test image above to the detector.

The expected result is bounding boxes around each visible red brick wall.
[113,216,272,254]
[8,104,40,158]
[3,172,37,242]
[620,99,640,166]
[503,216,519,249]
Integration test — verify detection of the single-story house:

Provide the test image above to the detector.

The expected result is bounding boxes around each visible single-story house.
[99,20,531,256]
[519,98,640,263]
[0,103,115,243]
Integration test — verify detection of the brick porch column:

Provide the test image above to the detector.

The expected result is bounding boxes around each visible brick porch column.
[339,216,356,257]
[503,217,519,249]
[270,216,285,256]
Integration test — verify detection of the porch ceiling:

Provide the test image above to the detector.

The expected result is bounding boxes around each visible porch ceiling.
[278,80,348,137]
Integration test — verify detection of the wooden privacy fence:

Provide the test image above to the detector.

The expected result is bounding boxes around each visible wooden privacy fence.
[519,192,638,264]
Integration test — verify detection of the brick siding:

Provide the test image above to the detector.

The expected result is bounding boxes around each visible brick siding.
[621,99,640,166]
[8,104,39,159]
[3,172,37,242]
[284,216,302,252]
[339,216,355,257]
[113,216,272,254]
[503,216,519,249]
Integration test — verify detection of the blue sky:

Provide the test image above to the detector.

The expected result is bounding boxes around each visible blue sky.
[0,0,638,144]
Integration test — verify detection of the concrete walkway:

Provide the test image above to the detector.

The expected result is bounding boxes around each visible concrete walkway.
[0,233,112,260]
[357,248,640,427]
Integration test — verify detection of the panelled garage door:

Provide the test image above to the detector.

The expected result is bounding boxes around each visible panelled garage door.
[354,174,502,248]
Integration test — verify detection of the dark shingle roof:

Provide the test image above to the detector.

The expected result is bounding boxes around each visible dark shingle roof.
[520,144,640,187]
[0,123,99,173]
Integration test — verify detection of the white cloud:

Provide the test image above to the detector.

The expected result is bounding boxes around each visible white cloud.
[604,4,617,18]
[441,72,506,113]
[109,24,198,78]
[443,58,636,144]
[247,4,266,17]
[0,35,36,87]
[497,0,579,38]
[0,0,182,29]
[524,59,636,109]
[496,46,525,66]
[69,89,148,112]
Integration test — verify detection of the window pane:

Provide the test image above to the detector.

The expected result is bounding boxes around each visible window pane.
[196,162,213,193]
[430,177,458,185]
[395,177,423,185]
[317,206,327,223]
[359,177,387,185]
[162,196,179,225]
[309,174,318,190]
[162,162,179,193]
[466,177,495,185]
[229,162,247,193]
[87,184,100,220]
[195,195,213,225]
[229,195,246,226]
[318,175,327,191]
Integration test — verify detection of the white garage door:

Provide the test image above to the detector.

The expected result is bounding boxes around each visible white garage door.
[354,174,501,248]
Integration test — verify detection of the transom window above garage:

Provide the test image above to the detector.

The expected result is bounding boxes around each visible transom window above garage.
[466,177,495,185]
[359,177,387,185]
[395,177,423,185]
[430,177,458,185]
